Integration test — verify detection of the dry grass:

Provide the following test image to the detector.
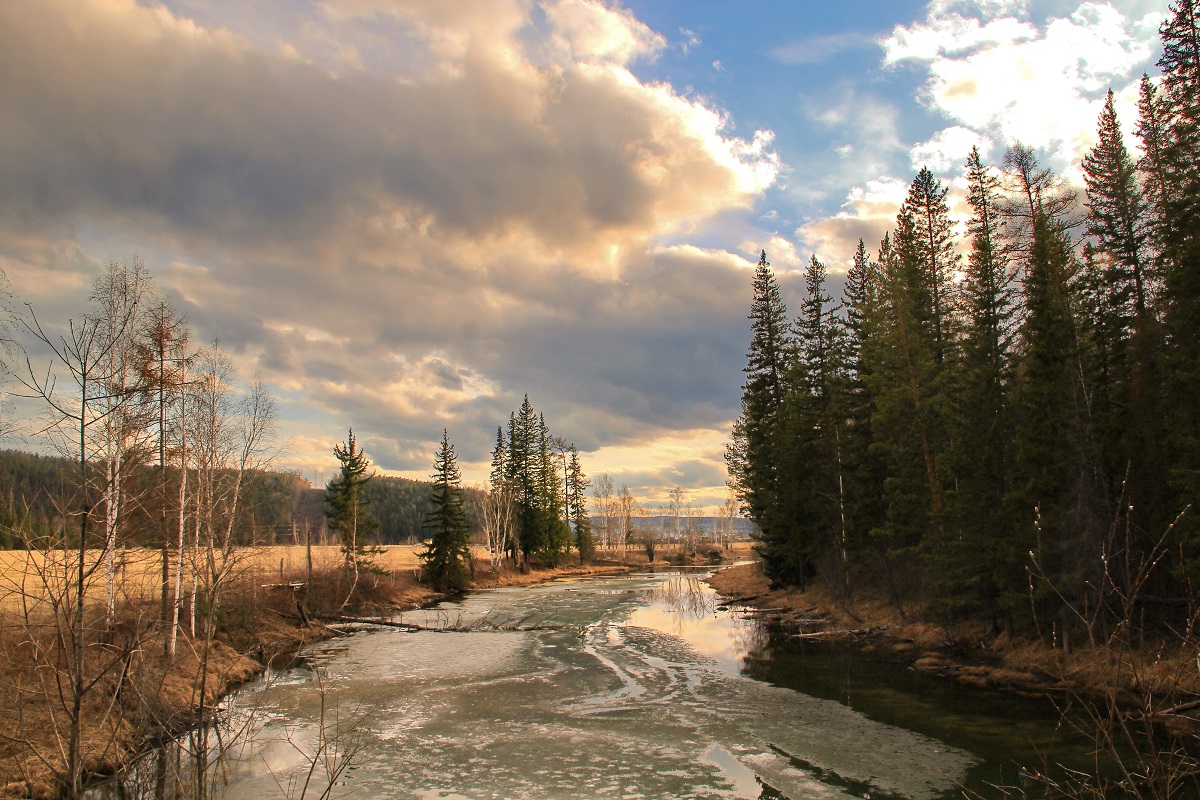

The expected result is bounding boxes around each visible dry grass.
[0,544,471,613]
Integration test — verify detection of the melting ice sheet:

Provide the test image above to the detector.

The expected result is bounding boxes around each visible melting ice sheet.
[102,572,977,800]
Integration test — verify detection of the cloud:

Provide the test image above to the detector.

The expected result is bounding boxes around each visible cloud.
[910,125,994,173]
[882,1,1160,169]
[796,178,909,270]
[770,32,872,65]
[585,426,734,510]
[679,28,701,54]
[542,0,667,65]
[785,87,907,207]
[0,0,780,488]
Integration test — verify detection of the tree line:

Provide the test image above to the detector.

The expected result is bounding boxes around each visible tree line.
[727,4,1200,642]
[0,447,486,552]
[480,394,593,570]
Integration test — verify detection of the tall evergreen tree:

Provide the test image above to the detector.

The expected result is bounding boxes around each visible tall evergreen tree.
[325,429,379,576]
[1136,74,1171,264]
[1155,1,1200,549]
[1084,90,1153,321]
[783,255,853,588]
[1012,212,1104,628]
[1082,91,1165,544]
[936,148,1017,621]
[839,239,888,588]
[421,429,472,591]
[567,445,594,563]
[504,396,572,565]
[861,220,946,609]
[895,167,960,364]
[726,250,796,584]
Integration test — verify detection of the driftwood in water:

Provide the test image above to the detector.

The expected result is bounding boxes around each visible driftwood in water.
[314,612,567,633]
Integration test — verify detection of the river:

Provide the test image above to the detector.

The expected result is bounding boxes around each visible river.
[90,568,1095,799]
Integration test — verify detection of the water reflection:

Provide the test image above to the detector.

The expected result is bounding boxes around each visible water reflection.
[625,574,767,675]
[89,710,258,800]
[88,664,371,800]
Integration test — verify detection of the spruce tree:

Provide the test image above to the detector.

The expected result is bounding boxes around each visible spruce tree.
[1082,92,1166,542]
[870,170,955,549]
[1011,212,1104,626]
[783,255,853,588]
[936,148,1017,621]
[839,239,887,589]
[861,224,945,610]
[895,167,960,364]
[1136,74,1171,263]
[509,396,541,563]
[726,251,796,584]
[537,412,572,562]
[1156,0,1200,548]
[567,445,594,563]
[1083,90,1152,320]
[325,429,380,577]
[421,429,472,591]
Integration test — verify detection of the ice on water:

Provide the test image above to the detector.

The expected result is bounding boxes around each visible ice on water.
[125,573,977,799]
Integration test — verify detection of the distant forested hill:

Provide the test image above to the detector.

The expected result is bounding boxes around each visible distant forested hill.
[0,449,483,548]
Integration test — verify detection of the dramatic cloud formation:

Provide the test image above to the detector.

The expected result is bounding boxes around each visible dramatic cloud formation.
[0,0,1172,512]
[0,0,780,508]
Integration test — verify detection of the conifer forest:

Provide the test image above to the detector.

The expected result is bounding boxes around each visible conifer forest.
[727,6,1200,643]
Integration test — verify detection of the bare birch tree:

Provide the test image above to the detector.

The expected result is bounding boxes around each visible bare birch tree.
[616,484,636,560]
[592,473,614,552]
[15,267,146,798]
[90,257,155,626]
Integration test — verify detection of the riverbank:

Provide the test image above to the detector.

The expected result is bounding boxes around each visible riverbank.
[706,562,1200,722]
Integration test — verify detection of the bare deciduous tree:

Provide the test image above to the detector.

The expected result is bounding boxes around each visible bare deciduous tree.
[592,473,614,553]
[14,258,148,798]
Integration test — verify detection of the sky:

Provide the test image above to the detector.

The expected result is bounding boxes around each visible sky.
[0,0,1168,511]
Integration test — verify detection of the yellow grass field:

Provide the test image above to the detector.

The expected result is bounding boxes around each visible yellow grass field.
[0,545,439,611]
[0,540,757,612]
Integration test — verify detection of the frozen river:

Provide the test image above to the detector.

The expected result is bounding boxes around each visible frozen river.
[92,569,1087,799]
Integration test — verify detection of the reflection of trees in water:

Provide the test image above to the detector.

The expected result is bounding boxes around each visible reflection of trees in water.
[646,575,769,663]
[86,666,369,800]
[86,708,257,800]
[728,613,769,660]
[647,576,719,619]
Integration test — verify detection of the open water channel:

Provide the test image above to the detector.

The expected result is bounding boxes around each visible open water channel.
[92,568,1098,799]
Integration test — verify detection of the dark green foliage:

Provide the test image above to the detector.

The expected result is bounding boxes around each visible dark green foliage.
[567,445,594,563]
[0,449,69,545]
[727,251,797,585]
[324,429,381,572]
[1011,212,1105,615]
[1155,1,1200,554]
[421,430,472,591]
[862,173,954,604]
[1084,91,1152,321]
[503,395,574,566]
[776,255,852,588]
[934,148,1017,622]
[730,29,1200,639]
